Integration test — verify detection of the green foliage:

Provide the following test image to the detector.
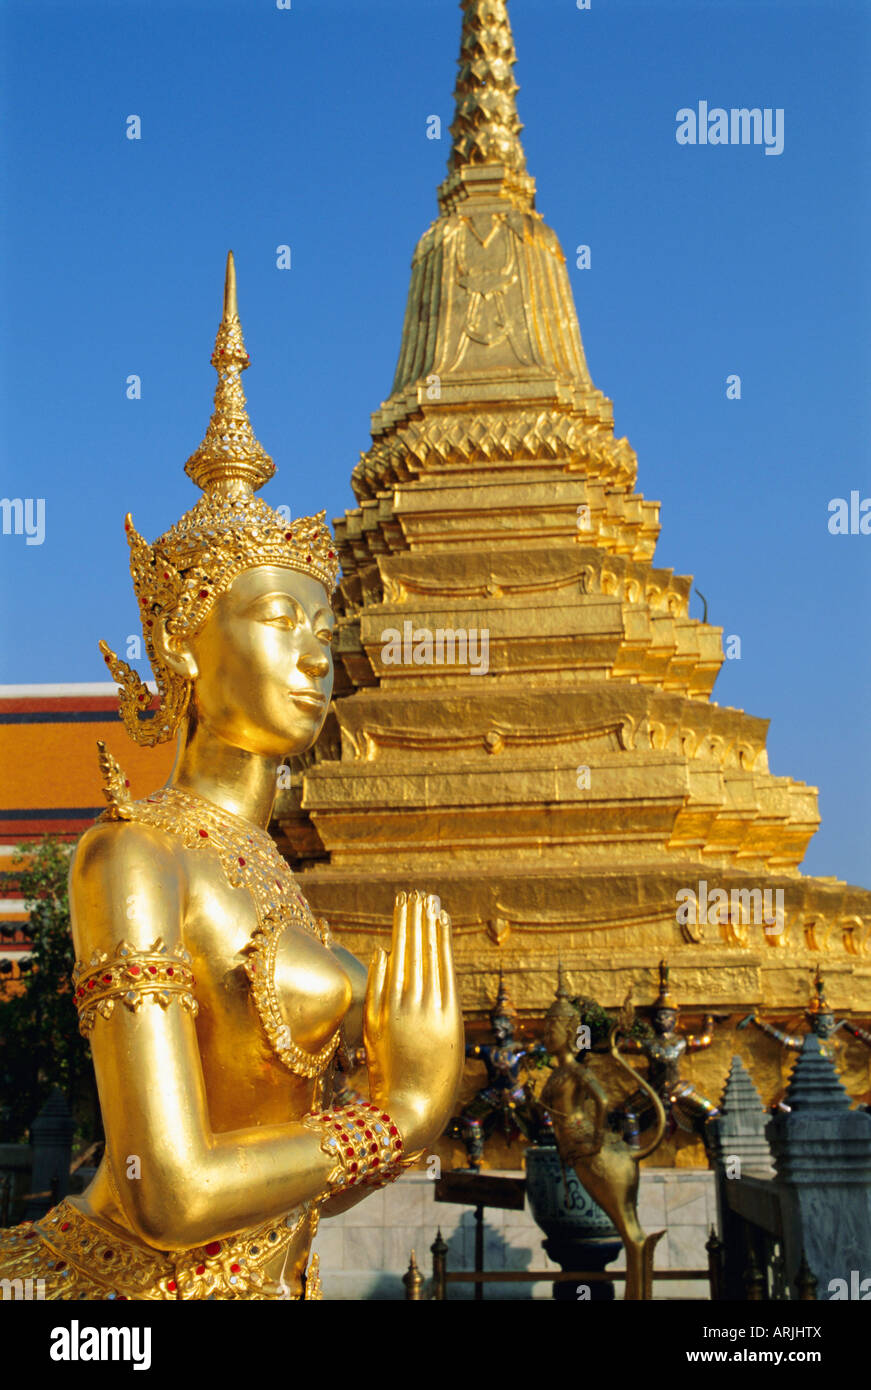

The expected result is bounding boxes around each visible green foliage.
[572,995,653,1050]
[0,838,97,1144]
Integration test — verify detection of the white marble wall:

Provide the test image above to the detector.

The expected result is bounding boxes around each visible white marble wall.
[312,1167,717,1301]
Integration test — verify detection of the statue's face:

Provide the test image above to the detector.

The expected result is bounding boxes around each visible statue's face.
[542,1015,569,1054]
[814,1012,835,1039]
[654,1008,677,1035]
[491,1012,513,1042]
[186,566,333,758]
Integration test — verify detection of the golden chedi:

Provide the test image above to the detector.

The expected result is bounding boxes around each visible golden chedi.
[0,254,464,1299]
[276,0,871,1163]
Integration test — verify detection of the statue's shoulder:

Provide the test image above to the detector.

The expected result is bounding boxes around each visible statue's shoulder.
[70,806,184,962]
[72,805,180,877]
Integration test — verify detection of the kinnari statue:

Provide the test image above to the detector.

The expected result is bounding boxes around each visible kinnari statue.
[539,973,666,1300]
[0,255,464,1299]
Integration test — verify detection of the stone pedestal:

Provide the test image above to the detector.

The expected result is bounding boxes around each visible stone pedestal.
[525,1145,621,1301]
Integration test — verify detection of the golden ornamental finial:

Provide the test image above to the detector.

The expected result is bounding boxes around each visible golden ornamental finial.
[440,0,535,208]
[184,250,275,495]
[223,246,238,319]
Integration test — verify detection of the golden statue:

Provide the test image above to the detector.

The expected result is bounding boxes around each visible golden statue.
[539,976,665,1301]
[0,254,464,1300]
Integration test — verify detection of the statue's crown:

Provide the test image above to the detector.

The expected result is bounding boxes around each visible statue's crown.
[101,253,340,745]
[545,961,577,1022]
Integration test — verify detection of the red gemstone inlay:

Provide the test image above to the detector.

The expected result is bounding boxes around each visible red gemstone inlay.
[380,1114,389,1122]
[195,1264,205,1276]
[129,965,141,975]
[285,532,293,541]
[102,974,112,984]
[369,1144,378,1154]
[167,1280,177,1292]
[205,1241,221,1257]
[328,551,335,558]
[364,1130,372,1140]
[199,589,209,599]
[350,1162,358,1172]
[124,779,130,787]
[87,980,96,990]
[230,1263,241,1274]
[60,1221,70,1232]
[167,967,174,976]
[394,1139,403,1150]
[345,1147,355,1158]
[371,1157,380,1167]
[388,1125,398,1136]
[199,828,209,838]
[238,857,246,867]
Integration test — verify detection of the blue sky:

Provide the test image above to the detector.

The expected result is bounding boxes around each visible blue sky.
[0,0,868,885]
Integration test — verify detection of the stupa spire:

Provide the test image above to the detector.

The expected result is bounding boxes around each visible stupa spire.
[184,250,274,496]
[439,0,536,211]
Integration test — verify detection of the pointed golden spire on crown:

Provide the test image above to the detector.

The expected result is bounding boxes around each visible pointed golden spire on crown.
[184,250,275,495]
[439,0,536,211]
[806,963,830,1015]
[546,959,578,1022]
[654,960,676,1011]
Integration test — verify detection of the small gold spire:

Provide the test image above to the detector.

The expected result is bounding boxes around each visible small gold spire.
[184,251,274,495]
[449,0,526,173]
[439,0,536,209]
[223,248,238,320]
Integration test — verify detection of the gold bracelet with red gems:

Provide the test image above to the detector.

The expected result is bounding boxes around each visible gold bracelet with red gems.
[303,1101,422,1197]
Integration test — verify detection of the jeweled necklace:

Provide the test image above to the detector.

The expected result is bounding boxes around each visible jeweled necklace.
[137,785,323,942]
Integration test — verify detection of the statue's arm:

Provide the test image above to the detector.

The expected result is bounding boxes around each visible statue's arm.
[71,822,351,1252]
[742,1013,801,1048]
[845,1021,871,1046]
[686,1017,715,1050]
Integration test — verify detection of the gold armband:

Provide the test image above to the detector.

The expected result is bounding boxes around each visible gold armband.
[72,938,198,1037]
[303,1101,422,1198]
